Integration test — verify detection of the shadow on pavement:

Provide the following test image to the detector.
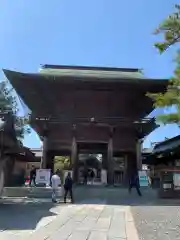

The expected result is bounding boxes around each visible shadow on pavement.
[73,185,180,206]
[0,200,57,231]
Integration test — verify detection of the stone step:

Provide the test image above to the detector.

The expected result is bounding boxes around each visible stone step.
[2,186,155,200]
[2,187,54,198]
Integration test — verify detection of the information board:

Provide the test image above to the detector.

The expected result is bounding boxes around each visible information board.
[36,169,51,185]
[138,170,149,187]
[173,173,180,189]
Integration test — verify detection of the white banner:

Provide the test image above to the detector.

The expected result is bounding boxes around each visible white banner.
[36,169,51,185]
[173,173,180,189]
[101,169,107,185]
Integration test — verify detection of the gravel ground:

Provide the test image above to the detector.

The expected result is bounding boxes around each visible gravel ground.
[131,205,180,240]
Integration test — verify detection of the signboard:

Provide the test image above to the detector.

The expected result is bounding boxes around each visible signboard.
[138,170,149,187]
[173,173,180,189]
[101,169,107,185]
[36,169,51,185]
[163,183,172,189]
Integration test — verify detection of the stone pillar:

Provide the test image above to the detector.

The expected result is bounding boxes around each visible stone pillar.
[40,136,48,169]
[102,152,108,170]
[107,128,114,185]
[71,126,78,182]
[136,139,142,171]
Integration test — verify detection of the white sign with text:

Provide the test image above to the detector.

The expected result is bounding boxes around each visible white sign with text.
[36,169,51,185]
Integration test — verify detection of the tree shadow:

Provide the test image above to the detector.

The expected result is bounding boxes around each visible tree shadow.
[0,200,57,231]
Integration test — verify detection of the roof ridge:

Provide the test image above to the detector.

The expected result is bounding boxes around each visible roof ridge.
[40,64,142,73]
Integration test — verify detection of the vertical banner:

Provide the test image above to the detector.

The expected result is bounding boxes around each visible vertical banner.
[101,169,107,185]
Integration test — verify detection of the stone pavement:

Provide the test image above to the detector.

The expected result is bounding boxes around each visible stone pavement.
[1,186,178,240]
[0,198,138,240]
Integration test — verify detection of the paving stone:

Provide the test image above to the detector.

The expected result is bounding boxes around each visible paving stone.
[108,238,127,240]
[67,230,90,240]
[93,217,111,231]
[77,217,98,231]
[88,231,107,240]
[108,211,126,239]
[48,221,81,240]
[100,206,114,218]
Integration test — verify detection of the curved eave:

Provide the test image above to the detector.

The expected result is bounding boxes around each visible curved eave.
[3,69,168,119]
[3,68,168,84]
[136,118,158,138]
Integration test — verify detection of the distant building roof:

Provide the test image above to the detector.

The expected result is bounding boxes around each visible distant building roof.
[31,148,42,157]
[153,135,180,154]
[142,147,153,154]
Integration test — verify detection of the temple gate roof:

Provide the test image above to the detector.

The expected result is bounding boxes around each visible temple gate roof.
[3,65,168,138]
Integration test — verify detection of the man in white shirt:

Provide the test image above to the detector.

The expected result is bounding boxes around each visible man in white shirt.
[51,169,61,203]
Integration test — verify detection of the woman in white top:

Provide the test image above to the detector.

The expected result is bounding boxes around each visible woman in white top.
[51,169,61,203]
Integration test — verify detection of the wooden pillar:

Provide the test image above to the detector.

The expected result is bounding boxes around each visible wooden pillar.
[46,153,54,172]
[71,125,78,182]
[123,154,128,184]
[136,139,142,171]
[40,136,48,169]
[107,128,114,185]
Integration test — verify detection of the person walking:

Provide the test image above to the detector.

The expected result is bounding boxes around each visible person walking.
[64,172,73,203]
[129,171,142,196]
[90,169,95,185]
[29,165,36,187]
[51,169,61,203]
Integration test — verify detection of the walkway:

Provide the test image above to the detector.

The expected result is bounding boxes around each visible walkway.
[1,186,180,239]
[0,199,137,240]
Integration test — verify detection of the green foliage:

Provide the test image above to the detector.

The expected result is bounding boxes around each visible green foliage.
[154,4,180,53]
[147,52,180,124]
[147,4,180,125]
[0,81,30,140]
[54,156,70,171]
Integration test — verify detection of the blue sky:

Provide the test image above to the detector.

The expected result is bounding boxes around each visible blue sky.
[0,0,179,148]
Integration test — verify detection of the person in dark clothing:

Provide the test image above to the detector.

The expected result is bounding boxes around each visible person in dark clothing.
[83,168,88,185]
[64,172,73,203]
[29,165,36,187]
[129,171,142,196]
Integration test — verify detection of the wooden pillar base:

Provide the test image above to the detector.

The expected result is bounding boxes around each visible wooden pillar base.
[40,136,48,169]
[71,136,78,182]
[136,139,142,171]
[107,136,114,185]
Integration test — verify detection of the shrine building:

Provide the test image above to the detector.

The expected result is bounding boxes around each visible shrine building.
[3,65,168,185]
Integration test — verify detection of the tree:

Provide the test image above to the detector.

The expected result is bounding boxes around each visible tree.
[0,81,30,141]
[154,4,180,53]
[147,4,180,124]
[54,156,70,170]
